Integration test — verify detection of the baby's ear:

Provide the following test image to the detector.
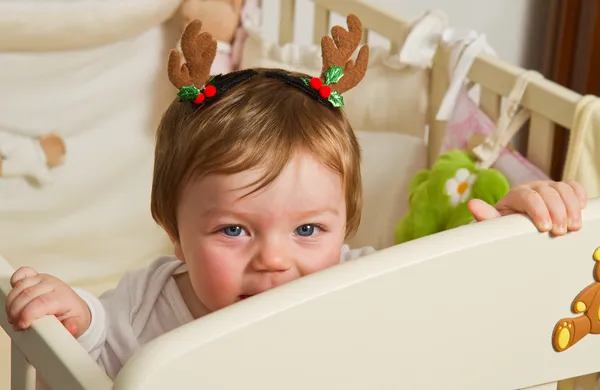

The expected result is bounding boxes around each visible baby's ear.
[173,240,186,262]
[168,233,187,262]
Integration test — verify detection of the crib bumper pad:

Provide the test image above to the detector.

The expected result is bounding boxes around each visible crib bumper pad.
[0,0,181,51]
[0,20,176,284]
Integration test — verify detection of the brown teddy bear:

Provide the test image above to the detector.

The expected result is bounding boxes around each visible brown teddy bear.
[178,0,246,74]
[552,247,600,352]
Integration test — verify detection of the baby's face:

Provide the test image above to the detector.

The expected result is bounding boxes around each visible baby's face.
[174,153,347,312]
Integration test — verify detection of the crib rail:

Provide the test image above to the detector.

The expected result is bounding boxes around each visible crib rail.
[279,0,407,53]
[470,52,579,177]
[0,255,112,390]
[469,53,580,129]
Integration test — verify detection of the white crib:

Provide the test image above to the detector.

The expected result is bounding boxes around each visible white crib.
[1,0,597,389]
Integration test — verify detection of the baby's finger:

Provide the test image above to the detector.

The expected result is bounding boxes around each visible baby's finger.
[9,283,55,328]
[10,267,38,287]
[16,293,60,329]
[565,180,588,210]
[536,184,568,236]
[5,275,41,322]
[517,186,552,232]
[550,181,582,231]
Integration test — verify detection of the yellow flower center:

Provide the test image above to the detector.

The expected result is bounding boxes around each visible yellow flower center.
[457,181,468,195]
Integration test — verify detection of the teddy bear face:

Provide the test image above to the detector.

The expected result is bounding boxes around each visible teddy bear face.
[180,0,244,43]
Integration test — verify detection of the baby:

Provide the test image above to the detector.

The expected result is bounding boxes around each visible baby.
[5,15,587,381]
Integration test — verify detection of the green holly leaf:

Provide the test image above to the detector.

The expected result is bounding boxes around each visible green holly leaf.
[301,77,310,86]
[328,91,344,107]
[206,74,219,85]
[324,66,344,85]
[178,85,200,101]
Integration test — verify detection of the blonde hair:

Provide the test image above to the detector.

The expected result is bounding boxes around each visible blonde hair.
[151,69,362,240]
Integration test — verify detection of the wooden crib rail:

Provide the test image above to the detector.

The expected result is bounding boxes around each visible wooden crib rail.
[428,36,582,173]
[0,255,112,390]
[279,0,408,53]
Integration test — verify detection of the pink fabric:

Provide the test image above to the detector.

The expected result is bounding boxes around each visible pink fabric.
[211,48,233,75]
[230,0,260,71]
[441,88,550,186]
[207,0,260,74]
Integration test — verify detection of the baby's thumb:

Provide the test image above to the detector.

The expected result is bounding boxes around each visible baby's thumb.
[61,317,82,338]
[468,198,501,222]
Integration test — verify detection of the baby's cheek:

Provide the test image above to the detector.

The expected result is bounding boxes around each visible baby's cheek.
[299,244,342,275]
[195,247,244,309]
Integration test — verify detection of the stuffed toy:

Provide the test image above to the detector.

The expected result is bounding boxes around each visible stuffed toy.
[0,130,66,185]
[394,149,509,244]
[179,0,245,74]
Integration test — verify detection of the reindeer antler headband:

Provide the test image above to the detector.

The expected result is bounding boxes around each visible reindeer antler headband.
[168,14,369,108]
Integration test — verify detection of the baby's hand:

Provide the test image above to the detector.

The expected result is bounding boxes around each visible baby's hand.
[5,267,91,338]
[468,180,587,236]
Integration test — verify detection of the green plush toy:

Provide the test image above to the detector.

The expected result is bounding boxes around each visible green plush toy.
[394,149,510,244]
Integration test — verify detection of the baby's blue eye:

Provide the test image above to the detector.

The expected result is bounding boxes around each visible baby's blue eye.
[223,226,243,237]
[296,224,317,237]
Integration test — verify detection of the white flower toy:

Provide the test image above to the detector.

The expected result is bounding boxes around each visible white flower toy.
[445,167,477,207]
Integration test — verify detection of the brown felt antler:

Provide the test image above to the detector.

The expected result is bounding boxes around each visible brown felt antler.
[168,20,217,90]
[320,14,369,94]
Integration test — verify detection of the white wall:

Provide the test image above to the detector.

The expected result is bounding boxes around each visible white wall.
[367,0,534,66]
[261,0,546,69]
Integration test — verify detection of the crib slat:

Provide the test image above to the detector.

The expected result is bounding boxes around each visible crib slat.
[11,343,36,390]
[527,113,555,176]
[313,4,329,45]
[480,87,502,122]
[427,40,452,165]
[279,0,295,44]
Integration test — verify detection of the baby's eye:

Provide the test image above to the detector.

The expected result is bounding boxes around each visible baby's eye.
[295,224,321,237]
[222,225,246,237]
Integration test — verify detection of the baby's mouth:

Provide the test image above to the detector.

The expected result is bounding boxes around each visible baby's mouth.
[238,290,266,300]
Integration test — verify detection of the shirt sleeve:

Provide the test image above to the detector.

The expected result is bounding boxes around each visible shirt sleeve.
[74,287,108,361]
[72,272,142,380]
[70,256,180,380]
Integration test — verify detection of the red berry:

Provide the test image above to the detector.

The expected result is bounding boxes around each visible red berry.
[204,85,216,97]
[319,86,331,98]
[309,77,322,90]
[193,93,205,104]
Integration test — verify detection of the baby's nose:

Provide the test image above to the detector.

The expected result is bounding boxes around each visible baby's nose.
[251,242,292,272]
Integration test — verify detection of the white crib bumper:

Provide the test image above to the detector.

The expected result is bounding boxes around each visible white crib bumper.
[0,0,181,51]
[0,22,177,284]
